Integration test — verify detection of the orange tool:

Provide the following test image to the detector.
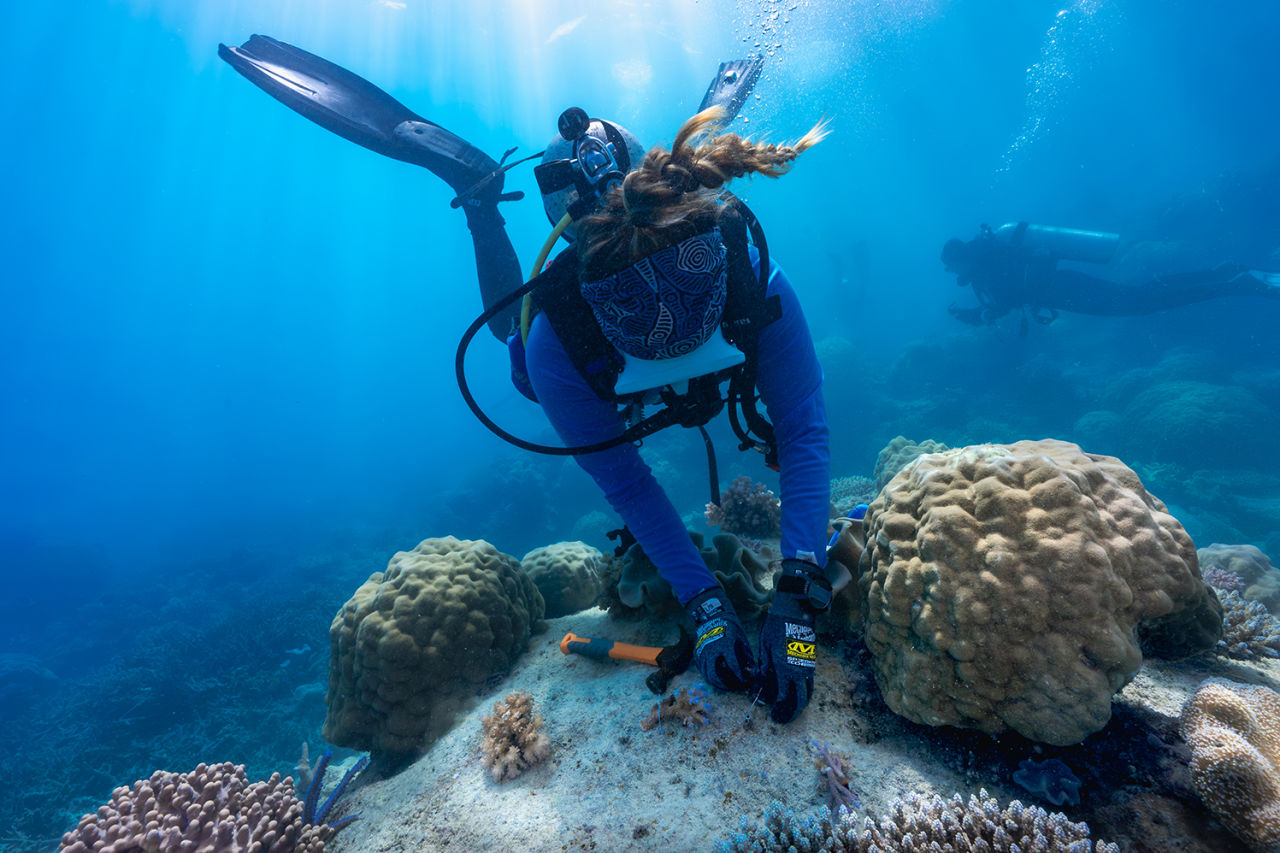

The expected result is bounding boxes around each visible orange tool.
[559,632,663,665]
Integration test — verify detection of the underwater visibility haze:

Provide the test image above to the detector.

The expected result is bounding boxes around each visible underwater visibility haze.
[3,1,1280,850]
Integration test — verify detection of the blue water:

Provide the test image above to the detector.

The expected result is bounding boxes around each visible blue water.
[3,0,1279,849]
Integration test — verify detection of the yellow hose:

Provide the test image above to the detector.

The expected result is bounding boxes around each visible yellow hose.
[521,212,573,346]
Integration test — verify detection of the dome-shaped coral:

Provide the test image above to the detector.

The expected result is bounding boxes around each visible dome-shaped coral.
[323,537,545,756]
[860,439,1221,745]
[522,541,604,618]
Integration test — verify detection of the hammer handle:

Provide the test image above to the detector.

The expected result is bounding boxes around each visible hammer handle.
[559,632,661,666]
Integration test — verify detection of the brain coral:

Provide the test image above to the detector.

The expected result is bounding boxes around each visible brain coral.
[323,536,545,755]
[860,439,1222,745]
[522,541,603,618]
[872,435,949,491]
[1181,678,1280,852]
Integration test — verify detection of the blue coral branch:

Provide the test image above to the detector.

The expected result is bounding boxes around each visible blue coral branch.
[314,755,369,826]
[302,749,331,825]
[302,749,368,832]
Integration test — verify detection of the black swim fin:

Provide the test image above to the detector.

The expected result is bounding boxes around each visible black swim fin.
[698,56,765,121]
[218,34,507,204]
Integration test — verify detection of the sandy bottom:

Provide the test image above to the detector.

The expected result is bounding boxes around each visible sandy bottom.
[327,607,1278,853]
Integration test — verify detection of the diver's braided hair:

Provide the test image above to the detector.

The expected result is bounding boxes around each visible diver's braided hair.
[577,106,828,278]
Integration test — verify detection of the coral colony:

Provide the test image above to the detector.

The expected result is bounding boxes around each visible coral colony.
[480,690,552,782]
[641,684,713,731]
[705,475,783,539]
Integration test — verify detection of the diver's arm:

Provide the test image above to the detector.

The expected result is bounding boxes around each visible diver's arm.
[461,202,525,340]
[751,253,831,568]
[524,314,716,604]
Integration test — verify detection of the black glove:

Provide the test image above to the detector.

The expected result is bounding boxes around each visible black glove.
[685,586,755,693]
[758,559,830,724]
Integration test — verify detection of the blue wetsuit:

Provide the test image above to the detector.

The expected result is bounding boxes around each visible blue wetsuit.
[525,248,830,605]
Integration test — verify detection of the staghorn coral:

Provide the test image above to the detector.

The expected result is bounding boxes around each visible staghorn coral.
[59,762,331,853]
[323,536,545,756]
[1181,678,1280,852]
[1199,543,1280,614]
[522,541,604,618]
[861,439,1222,745]
[641,684,712,731]
[706,475,783,539]
[712,789,1118,852]
[479,690,552,782]
[1218,590,1280,660]
[1204,566,1249,593]
[807,739,859,816]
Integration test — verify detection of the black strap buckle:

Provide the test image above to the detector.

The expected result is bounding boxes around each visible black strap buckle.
[776,570,833,613]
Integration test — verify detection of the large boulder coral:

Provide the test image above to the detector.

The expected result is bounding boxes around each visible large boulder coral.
[323,537,545,756]
[872,435,949,491]
[860,439,1222,745]
[1180,678,1280,852]
[522,541,603,618]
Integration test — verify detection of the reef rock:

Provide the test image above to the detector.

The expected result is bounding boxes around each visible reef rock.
[860,439,1221,745]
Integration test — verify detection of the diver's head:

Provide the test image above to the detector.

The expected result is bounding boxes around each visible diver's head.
[941,237,970,276]
[535,107,645,241]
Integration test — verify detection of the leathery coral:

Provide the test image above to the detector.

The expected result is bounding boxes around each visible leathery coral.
[480,690,552,782]
[860,439,1222,745]
[59,762,330,852]
[1181,677,1280,852]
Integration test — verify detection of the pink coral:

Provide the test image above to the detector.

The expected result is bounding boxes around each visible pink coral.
[59,762,329,852]
[705,475,782,539]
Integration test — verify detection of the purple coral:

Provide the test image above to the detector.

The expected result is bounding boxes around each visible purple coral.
[706,475,782,539]
[1203,567,1247,593]
[807,738,860,815]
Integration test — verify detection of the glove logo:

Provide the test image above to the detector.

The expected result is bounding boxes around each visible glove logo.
[695,621,726,653]
[786,640,816,664]
[784,623,816,642]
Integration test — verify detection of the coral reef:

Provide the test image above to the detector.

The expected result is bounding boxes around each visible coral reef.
[59,762,332,853]
[807,739,859,816]
[871,435,949,491]
[1199,543,1280,614]
[706,475,783,539]
[522,541,604,618]
[299,749,368,832]
[829,475,877,517]
[1012,757,1082,807]
[479,690,552,782]
[1181,678,1280,852]
[1204,566,1249,593]
[641,684,712,731]
[601,531,772,620]
[861,439,1222,745]
[324,536,545,756]
[713,790,1118,852]
[1217,590,1280,660]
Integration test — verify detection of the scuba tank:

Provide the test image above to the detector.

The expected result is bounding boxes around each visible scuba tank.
[991,222,1119,264]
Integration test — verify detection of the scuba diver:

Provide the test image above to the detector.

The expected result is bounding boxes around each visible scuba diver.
[219,36,832,724]
[942,222,1280,329]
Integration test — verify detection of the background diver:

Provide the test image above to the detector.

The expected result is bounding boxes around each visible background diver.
[220,36,836,725]
[942,221,1280,329]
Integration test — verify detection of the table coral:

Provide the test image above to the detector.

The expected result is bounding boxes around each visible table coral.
[1181,677,1280,852]
[323,536,545,756]
[522,541,604,618]
[59,762,330,852]
[480,690,552,782]
[860,439,1222,745]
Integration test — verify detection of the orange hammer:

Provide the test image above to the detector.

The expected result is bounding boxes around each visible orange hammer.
[559,626,695,693]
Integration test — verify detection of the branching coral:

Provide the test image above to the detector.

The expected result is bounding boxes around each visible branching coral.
[1217,590,1280,660]
[1181,678,1280,852]
[59,762,332,853]
[829,475,877,518]
[713,790,1119,853]
[641,684,712,731]
[480,690,552,783]
[1204,566,1248,593]
[706,475,783,539]
[807,739,859,816]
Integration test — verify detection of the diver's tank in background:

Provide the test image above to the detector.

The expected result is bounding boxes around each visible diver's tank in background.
[992,222,1120,264]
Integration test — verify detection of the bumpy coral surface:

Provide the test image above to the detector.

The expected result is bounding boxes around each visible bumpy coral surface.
[861,439,1222,745]
[480,690,552,782]
[1181,678,1280,852]
[604,531,771,620]
[872,435,949,491]
[324,537,545,755]
[60,762,329,852]
[714,790,1118,852]
[1200,543,1280,614]
[522,541,604,618]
